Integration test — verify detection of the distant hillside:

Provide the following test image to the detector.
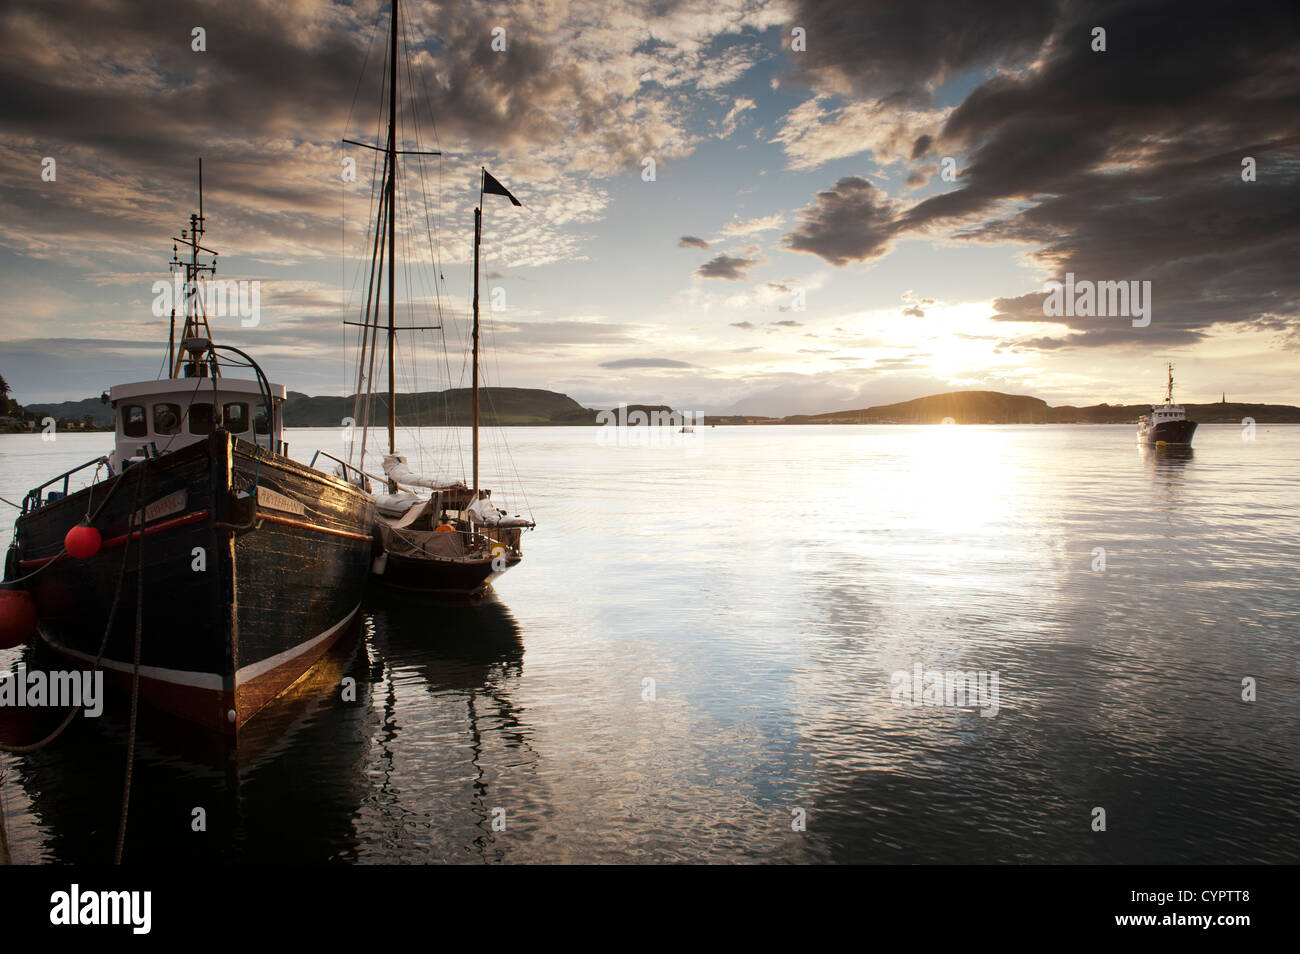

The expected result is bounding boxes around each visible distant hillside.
[786,390,1300,425]
[25,396,114,427]
[18,386,1300,432]
[283,387,596,426]
[21,387,687,429]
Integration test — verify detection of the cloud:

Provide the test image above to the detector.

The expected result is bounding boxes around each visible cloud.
[782,176,901,266]
[696,253,760,280]
[718,213,784,236]
[783,0,1059,102]
[719,97,756,137]
[598,357,694,369]
[730,321,756,329]
[678,235,711,249]
[775,0,1300,348]
[771,95,949,171]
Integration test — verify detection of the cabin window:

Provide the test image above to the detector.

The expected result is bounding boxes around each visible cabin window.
[189,402,214,435]
[254,403,271,435]
[223,402,250,433]
[153,403,181,435]
[122,405,147,438]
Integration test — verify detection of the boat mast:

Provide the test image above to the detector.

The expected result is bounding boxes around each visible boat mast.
[472,170,483,502]
[170,158,219,379]
[385,0,398,461]
[1166,362,1174,404]
[341,0,439,487]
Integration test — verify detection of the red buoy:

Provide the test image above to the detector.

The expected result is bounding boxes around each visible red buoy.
[0,588,37,649]
[65,524,102,559]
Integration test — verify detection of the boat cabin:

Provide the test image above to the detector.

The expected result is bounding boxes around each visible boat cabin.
[108,376,286,472]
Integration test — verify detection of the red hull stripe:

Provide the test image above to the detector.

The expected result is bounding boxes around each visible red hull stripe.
[257,511,374,542]
[18,509,211,569]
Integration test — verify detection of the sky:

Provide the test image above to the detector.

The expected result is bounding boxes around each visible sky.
[1,0,1297,416]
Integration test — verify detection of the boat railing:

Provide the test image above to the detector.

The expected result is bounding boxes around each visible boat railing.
[309,450,386,489]
[22,456,113,514]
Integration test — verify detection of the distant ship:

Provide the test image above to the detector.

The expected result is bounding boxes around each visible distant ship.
[1136,363,1197,446]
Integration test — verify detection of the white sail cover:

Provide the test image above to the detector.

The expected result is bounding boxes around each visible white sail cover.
[382,454,468,492]
[467,495,535,528]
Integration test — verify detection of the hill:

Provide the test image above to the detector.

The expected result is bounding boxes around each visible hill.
[23,396,115,428]
[18,386,1300,431]
[282,387,595,426]
[786,391,1300,425]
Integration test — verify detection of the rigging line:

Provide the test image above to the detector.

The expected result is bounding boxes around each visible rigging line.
[399,8,444,330]
[408,15,448,321]
[342,4,384,152]
[339,141,380,402]
[360,175,388,470]
[340,0,385,396]
[478,245,532,519]
[355,157,389,474]
[352,147,391,464]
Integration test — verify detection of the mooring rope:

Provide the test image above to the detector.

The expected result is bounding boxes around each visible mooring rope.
[0,770,11,865]
[114,464,147,866]
[0,464,148,754]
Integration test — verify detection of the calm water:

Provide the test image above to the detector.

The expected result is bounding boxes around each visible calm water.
[2,423,1298,863]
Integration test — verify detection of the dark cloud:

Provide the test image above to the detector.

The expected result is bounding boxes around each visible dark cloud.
[902,305,924,318]
[783,176,900,265]
[785,0,1060,102]
[771,320,803,327]
[696,253,759,280]
[598,357,694,369]
[678,235,710,249]
[730,321,756,329]
[782,0,1300,349]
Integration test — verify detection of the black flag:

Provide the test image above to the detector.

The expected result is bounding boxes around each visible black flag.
[482,170,521,206]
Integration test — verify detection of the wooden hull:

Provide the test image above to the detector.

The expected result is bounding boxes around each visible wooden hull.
[9,432,375,734]
[373,550,521,601]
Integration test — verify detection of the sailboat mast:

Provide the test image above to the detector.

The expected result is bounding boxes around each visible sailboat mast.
[472,171,483,501]
[385,0,398,459]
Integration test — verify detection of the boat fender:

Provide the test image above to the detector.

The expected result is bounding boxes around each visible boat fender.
[0,588,37,649]
[64,523,102,560]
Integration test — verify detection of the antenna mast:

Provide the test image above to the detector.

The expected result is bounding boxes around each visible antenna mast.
[170,157,220,378]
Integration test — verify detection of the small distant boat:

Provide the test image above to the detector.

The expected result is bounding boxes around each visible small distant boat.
[679,425,694,434]
[1137,363,1197,446]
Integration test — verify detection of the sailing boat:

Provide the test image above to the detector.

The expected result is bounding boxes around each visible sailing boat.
[341,0,534,600]
[3,164,376,733]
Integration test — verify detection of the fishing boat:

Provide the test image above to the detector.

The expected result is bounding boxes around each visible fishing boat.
[1136,363,1197,446]
[335,0,534,600]
[1,168,376,734]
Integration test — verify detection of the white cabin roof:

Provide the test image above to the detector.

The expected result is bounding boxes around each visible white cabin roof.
[109,377,286,402]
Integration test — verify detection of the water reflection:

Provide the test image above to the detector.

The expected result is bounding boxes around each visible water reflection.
[352,592,531,863]
[8,623,375,863]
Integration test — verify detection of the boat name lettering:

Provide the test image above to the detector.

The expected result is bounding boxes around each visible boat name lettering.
[257,486,305,515]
